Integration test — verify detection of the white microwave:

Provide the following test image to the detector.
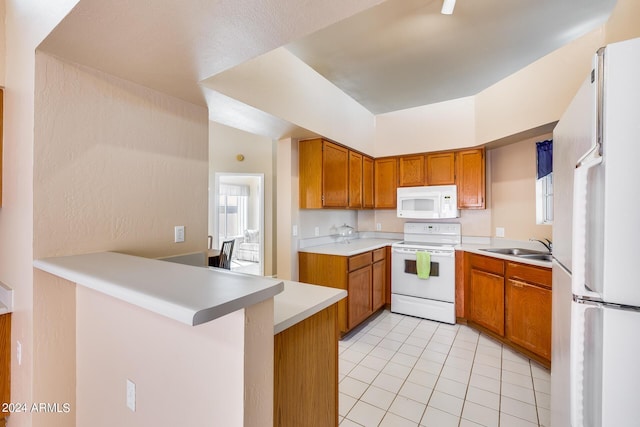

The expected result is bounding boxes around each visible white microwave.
[397,185,460,219]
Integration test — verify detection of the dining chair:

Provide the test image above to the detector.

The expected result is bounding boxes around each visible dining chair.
[216,239,235,270]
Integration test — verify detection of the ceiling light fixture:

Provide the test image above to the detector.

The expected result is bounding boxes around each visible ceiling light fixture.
[441,0,456,15]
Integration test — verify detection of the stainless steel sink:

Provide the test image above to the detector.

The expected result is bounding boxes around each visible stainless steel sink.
[480,248,547,256]
[479,248,552,262]
[516,253,553,261]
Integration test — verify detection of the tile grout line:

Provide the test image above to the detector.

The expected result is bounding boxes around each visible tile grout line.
[339,311,550,427]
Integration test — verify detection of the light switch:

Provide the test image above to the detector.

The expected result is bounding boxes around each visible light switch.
[174,226,185,243]
[126,379,136,411]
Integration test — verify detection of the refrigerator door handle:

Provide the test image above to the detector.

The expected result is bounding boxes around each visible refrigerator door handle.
[571,301,603,427]
[572,154,603,299]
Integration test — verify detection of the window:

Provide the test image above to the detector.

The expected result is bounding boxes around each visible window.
[218,184,249,241]
[536,140,553,224]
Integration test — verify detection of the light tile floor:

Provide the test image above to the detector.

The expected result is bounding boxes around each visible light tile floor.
[338,310,550,427]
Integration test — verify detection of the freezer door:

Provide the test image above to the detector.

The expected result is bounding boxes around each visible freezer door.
[569,299,640,427]
[552,67,596,273]
[599,37,640,307]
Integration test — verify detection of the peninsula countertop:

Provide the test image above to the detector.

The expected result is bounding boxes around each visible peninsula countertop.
[273,280,347,335]
[33,251,284,326]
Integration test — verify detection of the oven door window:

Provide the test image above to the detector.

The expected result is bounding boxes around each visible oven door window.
[404,259,440,276]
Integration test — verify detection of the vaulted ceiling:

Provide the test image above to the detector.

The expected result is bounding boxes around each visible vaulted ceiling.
[38,0,617,129]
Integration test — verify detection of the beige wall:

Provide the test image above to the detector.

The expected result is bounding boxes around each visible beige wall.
[30,51,211,426]
[209,122,276,276]
[34,53,209,260]
[1,2,79,426]
[374,96,476,157]
[276,138,297,280]
[604,0,640,44]
[75,286,248,427]
[205,48,377,154]
[489,135,553,241]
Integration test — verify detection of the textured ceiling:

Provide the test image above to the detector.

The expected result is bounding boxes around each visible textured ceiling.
[38,0,617,136]
[286,0,617,113]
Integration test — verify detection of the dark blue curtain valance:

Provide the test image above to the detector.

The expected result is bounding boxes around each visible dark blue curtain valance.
[536,140,553,179]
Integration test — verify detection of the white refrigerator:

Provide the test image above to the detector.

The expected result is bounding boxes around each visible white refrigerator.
[551,36,640,427]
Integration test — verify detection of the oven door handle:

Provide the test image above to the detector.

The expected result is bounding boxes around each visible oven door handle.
[392,248,454,257]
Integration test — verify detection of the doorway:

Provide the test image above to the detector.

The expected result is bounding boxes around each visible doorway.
[212,173,264,275]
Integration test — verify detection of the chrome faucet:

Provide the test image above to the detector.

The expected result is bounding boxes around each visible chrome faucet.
[530,237,552,253]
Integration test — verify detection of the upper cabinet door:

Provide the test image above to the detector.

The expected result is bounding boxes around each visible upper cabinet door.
[426,152,455,185]
[322,141,349,207]
[456,148,485,209]
[398,155,425,187]
[362,156,375,209]
[348,151,363,209]
[374,158,398,209]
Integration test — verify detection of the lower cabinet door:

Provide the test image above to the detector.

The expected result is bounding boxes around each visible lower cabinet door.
[469,269,505,336]
[348,266,372,330]
[506,279,552,361]
[372,260,385,311]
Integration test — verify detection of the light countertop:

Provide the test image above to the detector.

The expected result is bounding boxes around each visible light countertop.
[273,280,347,335]
[458,243,552,268]
[298,238,400,257]
[33,251,284,326]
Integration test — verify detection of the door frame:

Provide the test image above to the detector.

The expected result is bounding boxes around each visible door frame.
[213,172,264,276]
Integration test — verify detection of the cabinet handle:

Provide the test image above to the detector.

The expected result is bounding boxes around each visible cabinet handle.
[510,279,528,288]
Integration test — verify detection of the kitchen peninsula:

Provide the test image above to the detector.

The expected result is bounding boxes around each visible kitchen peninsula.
[33,251,346,426]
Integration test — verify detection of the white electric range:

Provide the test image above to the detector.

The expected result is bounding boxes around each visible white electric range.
[391,222,461,324]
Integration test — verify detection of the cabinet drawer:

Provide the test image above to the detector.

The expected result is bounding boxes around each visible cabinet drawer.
[506,262,551,289]
[372,248,386,263]
[468,253,504,276]
[349,252,372,271]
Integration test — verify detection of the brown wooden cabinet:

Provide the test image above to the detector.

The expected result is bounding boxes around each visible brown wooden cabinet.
[456,148,485,209]
[347,252,373,328]
[372,249,386,311]
[374,157,397,209]
[322,141,349,207]
[274,304,338,427]
[348,151,363,209]
[505,262,552,362]
[362,156,375,209]
[399,155,425,187]
[1,313,10,426]
[299,248,387,334]
[427,152,455,185]
[299,138,373,210]
[467,253,505,336]
[463,252,552,366]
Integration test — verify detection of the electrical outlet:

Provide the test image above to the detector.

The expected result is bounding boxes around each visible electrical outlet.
[292,225,298,236]
[376,223,382,231]
[496,227,505,238]
[314,227,320,237]
[16,340,22,366]
[174,225,185,243]
[126,379,136,411]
